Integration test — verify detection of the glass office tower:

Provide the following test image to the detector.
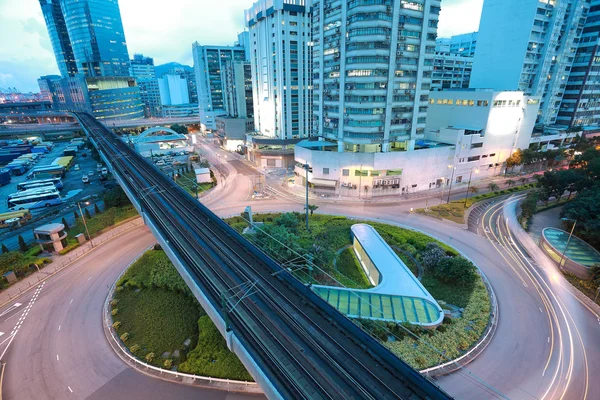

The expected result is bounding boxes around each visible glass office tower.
[39,0,78,77]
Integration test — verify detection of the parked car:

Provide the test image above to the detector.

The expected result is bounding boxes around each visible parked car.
[155,160,166,167]
[73,164,80,171]
[101,167,108,175]
[88,170,95,176]
[96,163,103,172]
[82,175,89,184]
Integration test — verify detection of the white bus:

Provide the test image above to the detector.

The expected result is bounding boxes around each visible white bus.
[7,191,62,210]
[9,186,59,200]
[17,178,63,191]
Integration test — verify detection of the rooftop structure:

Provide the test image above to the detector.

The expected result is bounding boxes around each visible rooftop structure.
[313,224,443,327]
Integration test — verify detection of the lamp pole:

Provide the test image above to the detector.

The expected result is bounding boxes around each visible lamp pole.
[464,168,480,206]
[446,164,457,204]
[557,218,577,269]
[77,202,93,247]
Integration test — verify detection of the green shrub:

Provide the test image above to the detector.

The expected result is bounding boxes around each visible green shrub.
[164,359,173,369]
[120,332,129,342]
[116,285,124,292]
[110,299,119,308]
[145,352,156,363]
[130,344,141,354]
[112,321,121,330]
[111,308,118,316]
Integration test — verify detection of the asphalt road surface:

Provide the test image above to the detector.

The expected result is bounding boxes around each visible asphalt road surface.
[0,226,263,400]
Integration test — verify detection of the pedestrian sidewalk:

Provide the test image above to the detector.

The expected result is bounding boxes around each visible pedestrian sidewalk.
[0,217,145,309]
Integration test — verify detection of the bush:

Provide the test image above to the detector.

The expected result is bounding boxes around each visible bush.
[120,332,129,342]
[1,243,8,254]
[130,344,141,354]
[104,187,130,208]
[420,243,447,272]
[61,217,70,230]
[111,308,118,316]
[116,285,124,292]
[112,321,121,330]
[94,203,101,214]
[163,359,173,369]
[110,299,119,307]
[145,352,156,363]
[435,256,478,287]
[84,208,92,221]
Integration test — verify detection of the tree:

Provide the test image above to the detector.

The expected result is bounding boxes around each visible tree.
[61,217,70,230]
[255,224,303,264]
[94,203,101,214]
[18,235,28,252]
[520,191,539,222]
[73,211,79,220]
[275,213,299,231]
[1,243,8,254]
[521,148,539,166]
[84,207,92,220]
[104,187,130,208]
[435,256,478,287]
[562,186,600,249]
[505,149,523,172]
[169,124,188,135]
[506,179,515,188]
[519,177,527,186]
[420,243,447,272]
[468,186,478,194]
[308,204,319,216]
[487,183,499,192]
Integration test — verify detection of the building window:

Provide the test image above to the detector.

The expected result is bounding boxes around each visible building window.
[467,156,481,162]
[267,159,276,167]
[323,168,329,175]
[342,169,349,176]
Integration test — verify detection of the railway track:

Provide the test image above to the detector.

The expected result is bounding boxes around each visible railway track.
[75,112,451,400]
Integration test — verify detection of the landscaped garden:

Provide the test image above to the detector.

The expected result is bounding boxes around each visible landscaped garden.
[111,247,252,381]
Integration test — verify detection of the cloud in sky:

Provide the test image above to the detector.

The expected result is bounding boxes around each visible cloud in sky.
[0,0,482,93]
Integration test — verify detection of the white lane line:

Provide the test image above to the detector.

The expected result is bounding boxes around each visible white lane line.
[69,299,73,304]
[58,325,61,331]
[0,334,14,346]
[56,354,59,361]
[548,337,550,343]
[87,277,91,281]
[539,307,543,313]
[67,386,73,393]
[0,303,22,317]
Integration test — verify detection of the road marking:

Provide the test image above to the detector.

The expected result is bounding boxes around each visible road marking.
[87,277,91,281]
[58,325,61,331]
[539,307,543,313]
[69,299,73,304]
[56,354,59,361]
[68,386,73,393]
[0,303,22,318]
[548,337,550,343]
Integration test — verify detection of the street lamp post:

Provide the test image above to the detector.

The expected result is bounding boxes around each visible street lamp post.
[446,164,457,204]
[557,218,577,269]
[77,202,93,247]
[464,167,480,207]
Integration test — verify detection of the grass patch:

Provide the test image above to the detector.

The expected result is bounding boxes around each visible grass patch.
[336,248,371,289]
[112,248,252,380]
[174,171,215,197]
[416,184,536,224]
[68,205,138,240]
[179,316,253,381]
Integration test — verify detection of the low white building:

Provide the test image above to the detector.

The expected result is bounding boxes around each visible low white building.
[294,89,540,197]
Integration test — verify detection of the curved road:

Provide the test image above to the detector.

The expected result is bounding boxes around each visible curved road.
[0,226,262,400]
[202,142,600,399]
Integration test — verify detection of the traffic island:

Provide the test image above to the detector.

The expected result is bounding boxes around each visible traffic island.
[224,212,495,373]
[104,247,259,393]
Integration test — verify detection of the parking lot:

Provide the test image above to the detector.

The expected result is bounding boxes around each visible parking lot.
[0,139,107,215]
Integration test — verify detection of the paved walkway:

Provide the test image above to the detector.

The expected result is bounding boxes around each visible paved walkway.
[527,205,564,244]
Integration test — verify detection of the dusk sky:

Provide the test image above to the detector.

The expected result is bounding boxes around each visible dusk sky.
[0,0,483,93]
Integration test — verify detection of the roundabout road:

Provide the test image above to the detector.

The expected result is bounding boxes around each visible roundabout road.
[202,143,600,399]
[0,226,262,400]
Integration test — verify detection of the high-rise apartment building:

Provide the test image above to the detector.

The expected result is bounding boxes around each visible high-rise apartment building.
[311,0,440,153]
[470,0,589,125]
[192,44,246,130]
[38,0,143,119]
[158,75,190,106]
[222,61,254,121]
[130,54,161,117]
[431,52,472,91]
[435,32,477,57]
[245,0,313,145]
[558,0,600,127]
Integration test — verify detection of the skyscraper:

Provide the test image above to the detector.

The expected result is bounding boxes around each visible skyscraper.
[38,0,143,119]
[130,54,162,117]
[470,0,589,125]
[39,0,77,77]
[311,0,440,153]
[192,44,246,130]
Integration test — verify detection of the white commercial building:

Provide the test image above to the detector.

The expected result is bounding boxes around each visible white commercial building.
[158,74,190,106]
[469,0,589,126]
[129,54,162,117]
[192,44,246,131]
[244,0,312,168]
[294,90,540,197]
[311,0,440,153]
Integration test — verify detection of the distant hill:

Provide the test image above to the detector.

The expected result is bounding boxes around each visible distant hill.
[155,62,193,77]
